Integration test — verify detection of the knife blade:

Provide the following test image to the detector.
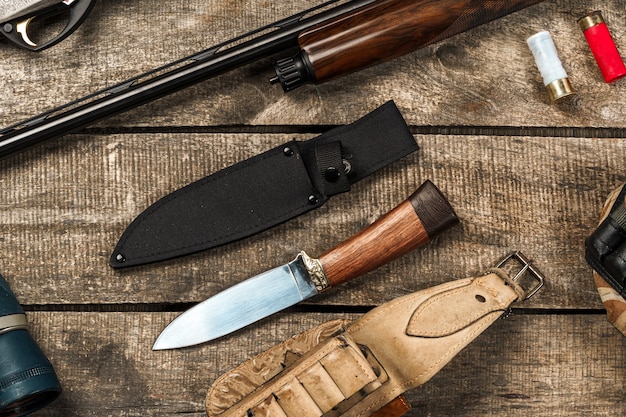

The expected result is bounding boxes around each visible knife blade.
[153,180,459,350]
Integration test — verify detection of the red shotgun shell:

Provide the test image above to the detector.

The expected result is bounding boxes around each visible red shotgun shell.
[578,11,626,83]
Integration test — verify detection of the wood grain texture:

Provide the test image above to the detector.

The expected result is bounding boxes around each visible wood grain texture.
[300,0,546,84]
[0,0,622,128]
[25,311,626,416]
[301,0,471,82]
[0,0,624,415]
[318,180,457,287]
[319,199,430,286]
[0,133,621,308]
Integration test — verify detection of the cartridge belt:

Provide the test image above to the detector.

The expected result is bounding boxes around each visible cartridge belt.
[206,253,544,417]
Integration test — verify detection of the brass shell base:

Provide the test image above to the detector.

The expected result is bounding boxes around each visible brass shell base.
[546,78,575,103]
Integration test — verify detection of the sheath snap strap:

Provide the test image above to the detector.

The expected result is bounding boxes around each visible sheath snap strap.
[312,141,351,196]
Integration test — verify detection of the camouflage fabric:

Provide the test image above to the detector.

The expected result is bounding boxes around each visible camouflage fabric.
[593,183,626,336]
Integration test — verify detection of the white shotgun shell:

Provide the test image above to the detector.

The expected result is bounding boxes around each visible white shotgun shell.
[527,30,575,102]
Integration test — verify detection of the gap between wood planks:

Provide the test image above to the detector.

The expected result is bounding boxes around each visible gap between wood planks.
[26,124,617,317]
[79,125,626,138]
[22,303,607,316]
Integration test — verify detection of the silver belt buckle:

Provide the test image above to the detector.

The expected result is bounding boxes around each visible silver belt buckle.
[495,251,545,300]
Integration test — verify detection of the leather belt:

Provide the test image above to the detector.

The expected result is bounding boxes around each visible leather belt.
[206,252,544,417]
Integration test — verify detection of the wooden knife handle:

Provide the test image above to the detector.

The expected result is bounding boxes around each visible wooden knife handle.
[318,180,459,287]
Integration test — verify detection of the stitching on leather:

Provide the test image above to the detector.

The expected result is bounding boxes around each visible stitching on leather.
[207,324,303,405]
[247,339,355,414]
[347,292,422,334]
[408,286,479,336]
[208,322,351,417]
[351,278,517,416]
[344,345,377,383]
[208,327,326,408]
[336,348,373,383]
[401,316,495,386]
[488,268,525,301]
[406,279,510,337]
[318,343,377,400]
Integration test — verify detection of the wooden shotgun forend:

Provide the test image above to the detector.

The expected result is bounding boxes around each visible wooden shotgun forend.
[300,0,472,83]
[272,0,546,90]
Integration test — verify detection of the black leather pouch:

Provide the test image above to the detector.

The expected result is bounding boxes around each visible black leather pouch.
[585,185,626,295]
[110,101,418,268]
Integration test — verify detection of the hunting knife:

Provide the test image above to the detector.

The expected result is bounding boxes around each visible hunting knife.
[153,180,459,350]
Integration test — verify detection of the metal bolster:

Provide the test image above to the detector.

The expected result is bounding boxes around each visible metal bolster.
[299,251,331,293]
[0,313,29,335]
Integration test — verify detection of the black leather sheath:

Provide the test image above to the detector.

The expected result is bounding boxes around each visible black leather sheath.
[110,101,418,268]
[585,185,626,295]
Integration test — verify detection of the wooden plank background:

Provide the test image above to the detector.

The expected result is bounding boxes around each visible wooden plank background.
[1,0,625,415]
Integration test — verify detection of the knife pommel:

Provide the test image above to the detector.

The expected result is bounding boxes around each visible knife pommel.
[318,180,459,287]
[408,180,460,238]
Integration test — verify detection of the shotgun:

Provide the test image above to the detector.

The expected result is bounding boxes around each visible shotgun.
[0,0,546,158]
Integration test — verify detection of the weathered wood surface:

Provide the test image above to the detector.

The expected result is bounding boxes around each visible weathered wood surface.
[0,0,625,129]
[28,312,626,416]
[0,0,625,415]
[1,132,624,309]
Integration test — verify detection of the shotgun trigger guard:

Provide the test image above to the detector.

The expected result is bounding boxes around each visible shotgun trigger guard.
[0,0,96,51]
